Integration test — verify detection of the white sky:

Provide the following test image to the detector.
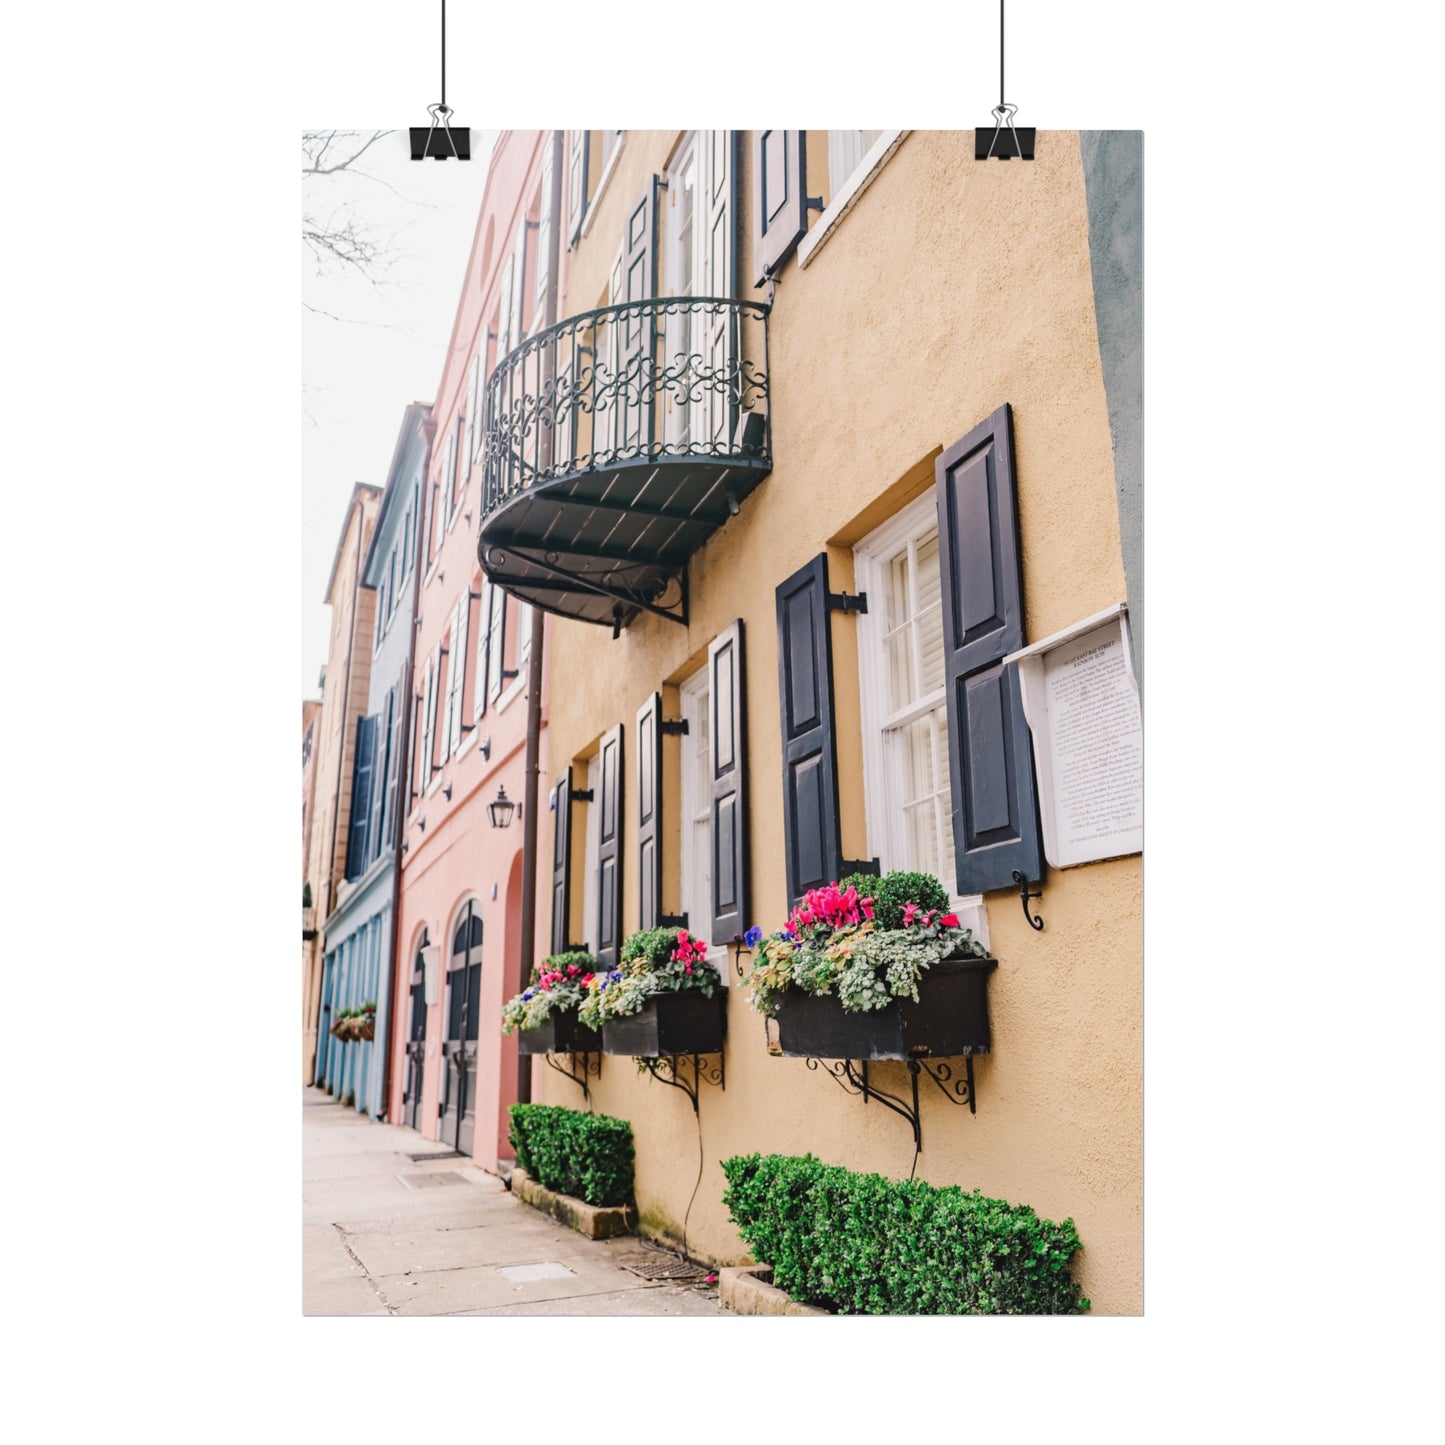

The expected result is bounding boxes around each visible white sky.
[301,130,499,697]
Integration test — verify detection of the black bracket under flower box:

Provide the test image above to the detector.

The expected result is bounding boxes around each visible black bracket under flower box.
[769,955,998,1154]
[517,1010,603,1105]
[601,992,727,1113]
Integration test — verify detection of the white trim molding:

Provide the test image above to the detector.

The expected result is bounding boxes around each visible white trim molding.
[797,129,909,271]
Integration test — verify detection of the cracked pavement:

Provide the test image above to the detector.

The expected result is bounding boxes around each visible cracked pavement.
[301,1086,726,1317]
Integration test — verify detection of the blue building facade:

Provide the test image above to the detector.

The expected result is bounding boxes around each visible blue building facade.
[316,403,428,1116]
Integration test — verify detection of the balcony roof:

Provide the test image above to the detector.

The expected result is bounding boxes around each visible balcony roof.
[476,297,771,633]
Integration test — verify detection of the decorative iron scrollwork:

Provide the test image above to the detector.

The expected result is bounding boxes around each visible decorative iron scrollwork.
[636,1051,725,1114]
[802,1054,981,1153]
[478,297,772,520]
[543,1049,601,1107]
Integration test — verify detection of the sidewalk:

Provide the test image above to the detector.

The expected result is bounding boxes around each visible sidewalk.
[302,1087,727,1317]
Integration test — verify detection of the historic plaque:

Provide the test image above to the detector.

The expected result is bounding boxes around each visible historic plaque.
[1005,606,1142,869]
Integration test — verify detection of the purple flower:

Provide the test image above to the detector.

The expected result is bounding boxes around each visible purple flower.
[744,925,763,949]
[522,989,535,1000]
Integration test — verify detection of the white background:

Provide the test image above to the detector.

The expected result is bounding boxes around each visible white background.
[4,0,1440,1436]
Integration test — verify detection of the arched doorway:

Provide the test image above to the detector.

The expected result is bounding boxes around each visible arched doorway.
[402,928,429,1131]
[439,901,483,1155]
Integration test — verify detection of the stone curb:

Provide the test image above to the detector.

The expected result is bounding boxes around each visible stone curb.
[511,1168,638,1240]
[719,1264,830,1316]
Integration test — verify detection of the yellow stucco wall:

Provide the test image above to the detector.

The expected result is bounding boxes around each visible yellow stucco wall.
[539,131,1142,1313]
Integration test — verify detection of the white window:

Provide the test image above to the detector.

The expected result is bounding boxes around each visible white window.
[679,666,728,976]
[581,753,601,954]
[828,130,886,195]
[444,593,468,756]
[663,131,732,451]
[533,144,553,326]
[472,576,491,722]
[463,360,480,491]
[417,650,437,800]
[854,494,989,946]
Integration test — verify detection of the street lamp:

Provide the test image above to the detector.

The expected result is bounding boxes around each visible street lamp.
[488,786,519,829]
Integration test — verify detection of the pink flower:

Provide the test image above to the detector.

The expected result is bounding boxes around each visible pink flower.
[941,913,959,928]
[567,964,579,976]
[903,902,918,927]
[677,929,689,946]
[685,962,692,974]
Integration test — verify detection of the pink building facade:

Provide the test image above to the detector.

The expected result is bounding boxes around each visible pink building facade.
[387,132,557,1168]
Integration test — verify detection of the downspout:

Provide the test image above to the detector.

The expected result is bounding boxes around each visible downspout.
[380,415,436,1120]
[516,130,566,1108]
[318,497,368,1087]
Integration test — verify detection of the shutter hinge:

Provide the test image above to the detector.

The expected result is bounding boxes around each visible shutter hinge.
[827,591,869,615]
[659,719,689,736]
[502,668,519,681]
[570,789,595,803]
[806,195,825,212]
[659,914,689,929]
[840,857,880,877]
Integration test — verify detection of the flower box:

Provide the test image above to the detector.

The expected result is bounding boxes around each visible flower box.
[773,955,997,1060]
[516,1009,603,1056]
[600,991,727,1057]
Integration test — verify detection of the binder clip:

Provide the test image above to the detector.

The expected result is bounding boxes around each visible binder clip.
[411,103,471,161]
[975,104,1035,160]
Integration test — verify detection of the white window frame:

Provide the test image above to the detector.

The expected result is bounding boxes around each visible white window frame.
[797,129,908,271]
[678,666,728,978]
[852,492,989,949]
[581,753,602,956]
[579,131,626,241]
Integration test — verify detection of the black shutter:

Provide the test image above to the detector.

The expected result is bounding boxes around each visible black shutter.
[935,402,1044,892]
[776,555,842,906]
[636,693,661,931]
[549,769,573,954]
[710,620,748,943]
[370,686,395,864]
[346,714,377,879]
[753,130,809,286]
[595,724,625,968]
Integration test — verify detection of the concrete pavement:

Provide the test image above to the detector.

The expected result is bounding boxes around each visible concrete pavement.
[302,1087,727,1317]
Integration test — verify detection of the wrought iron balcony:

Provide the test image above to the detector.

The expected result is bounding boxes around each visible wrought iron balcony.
[477,296,771,632]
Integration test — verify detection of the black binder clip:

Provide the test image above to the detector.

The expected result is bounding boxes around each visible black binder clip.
[975,104,1035,160]
[411,103,471,161]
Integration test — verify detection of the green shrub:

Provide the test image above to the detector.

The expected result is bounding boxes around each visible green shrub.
[720,1153,1089,1314]
[508,1104,634,1207]
[839,869,951,931]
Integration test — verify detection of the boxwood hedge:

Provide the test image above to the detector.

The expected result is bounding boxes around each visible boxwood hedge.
[508,1104,634,1208]
[721,1153,1089,1314]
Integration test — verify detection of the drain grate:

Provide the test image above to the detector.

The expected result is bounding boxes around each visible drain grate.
[405,1149,463,1163]
[397,1171,469,1190]
[617,1251,714,1283]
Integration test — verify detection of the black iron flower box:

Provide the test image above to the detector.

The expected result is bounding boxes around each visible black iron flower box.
[773,956,998,1060]
[601,990,727,1057]
[516,1009,602,1056]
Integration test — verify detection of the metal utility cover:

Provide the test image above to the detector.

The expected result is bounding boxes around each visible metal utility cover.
[617,1251,712,1282]
[496,1261,577,1282]
[397,1171,469,1189]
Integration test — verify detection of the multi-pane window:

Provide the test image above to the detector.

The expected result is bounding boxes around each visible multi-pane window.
[679,667,712,938]
[828,130,887,196]
[486,588,507,702]
[855,496,958,887]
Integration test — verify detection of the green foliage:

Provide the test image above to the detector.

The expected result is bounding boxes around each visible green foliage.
[579,927,721,1029]
[508,1104,635,1207]
[839,870,950,931]
[720,1153,1090,1315]
[302,880,313,908]
[501,951,598,1034]
[742,870,987,1017]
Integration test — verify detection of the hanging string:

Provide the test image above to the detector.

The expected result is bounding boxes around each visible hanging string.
[441,0,447,109]
[1000,0,1005,109]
